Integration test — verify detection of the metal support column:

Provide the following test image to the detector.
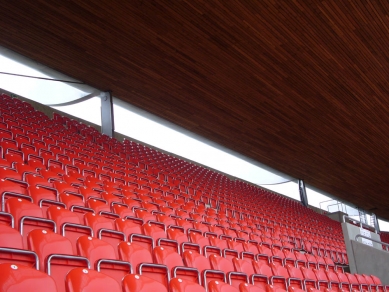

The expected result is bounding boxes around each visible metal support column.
[100,91,114,137]
[298,179,309,207]
[372,213,380,233]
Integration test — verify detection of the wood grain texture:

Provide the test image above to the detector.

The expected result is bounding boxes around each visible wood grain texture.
[1,0,389,219]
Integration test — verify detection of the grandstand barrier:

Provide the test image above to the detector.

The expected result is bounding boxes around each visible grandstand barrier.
[326,211,348,223]
[350,239,389,284]
[342,217,389,284]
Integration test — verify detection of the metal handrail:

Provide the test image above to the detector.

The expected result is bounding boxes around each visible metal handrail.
[355,234,389,251]
[343,215,376,232]
[327,202,342,212]
[319,199,338,212]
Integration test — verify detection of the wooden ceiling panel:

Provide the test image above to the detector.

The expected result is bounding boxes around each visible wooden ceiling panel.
[1,0,389,219]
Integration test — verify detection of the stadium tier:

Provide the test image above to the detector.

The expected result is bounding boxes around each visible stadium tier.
[0,93,387,291]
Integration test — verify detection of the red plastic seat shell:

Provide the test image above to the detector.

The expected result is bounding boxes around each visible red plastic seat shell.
[0,263,57,292]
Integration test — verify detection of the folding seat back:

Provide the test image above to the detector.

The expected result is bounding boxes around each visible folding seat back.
[154,245,199,283]
[355,274,370,292]
[0,221,23,248]
[0,263,58,292]
[76,236,131,284]
[370,275,383,286]
[183,250,211,273]
[233,258,255,276]
[208,280,240,292]
[287,287,305,292]
[135,208,156,223]
[270,263,300,290]
[364,274,385,292]
[240,282,267,292]
[228,239,247,254]
[210,254,248,289]
[335,272,351,292]
[157,213,176,227]
[143,221,168,243]
[225,228,238,238]
[118,241,153,272]
[112,202,134,218]
[0,219,38,268]
[323,256,336,272]
[115,216,143,236]
[232,258,273,291]
[305,253,318,269]
[170,277,206,292]
[84,213,125,256]
[79,186,101,201]
[5,197,55,246]
[160,206,174,216]
[210,236,229,250]
[346,273,362,291]
[315,255,327,271]
[270,247,284,266]
[313,269,331,291]
[286,264,304,279]
[65,268,121,292]
[300,265,319,285]
[183,250,225,287]
[59,193,84,211]
[176,217,193,230]
[47,206,92,252]
[154,245,184,270]
[324,270,342,292]
[101,191,123,206]
[0,173,27,197]
[27,185,57,205]
[142,201,159,212]
[122,274,168,292]
[53,181,78,195]
[210,224,226,235]
[167,226,189,250]
[189,231,210,251]
[27,229,89,292]
[193,221,210,234]
[237,230,250,241]
[86,198,110,214]
[209,254,235,274]
[362,274,375,286]
[257,245,272,265]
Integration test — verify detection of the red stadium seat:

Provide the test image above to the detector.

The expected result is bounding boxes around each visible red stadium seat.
[27,229,89,292]
[65,268,121,292]
[122,274,168,292]
[76,236,131,284]
[0,263,57,292]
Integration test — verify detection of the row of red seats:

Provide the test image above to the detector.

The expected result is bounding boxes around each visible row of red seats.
[0,131,344,244]
[0,110,344,250]
[1,96,346,244]
[0,196,342,271]
[0,168,347,266]
[0,93,384,291]
[0,222,385,292]
[0,158,346,256]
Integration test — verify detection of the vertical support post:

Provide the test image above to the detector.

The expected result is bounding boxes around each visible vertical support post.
[298,179,308,207]
[100,91,114,137]
[358,208,367,225]
[372,213,380,234]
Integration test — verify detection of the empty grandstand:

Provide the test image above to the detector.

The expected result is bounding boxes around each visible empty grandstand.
[0,1,389,291]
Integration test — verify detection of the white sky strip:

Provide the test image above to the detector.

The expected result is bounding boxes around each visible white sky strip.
[113,103,289,185]
[0,54,90,105]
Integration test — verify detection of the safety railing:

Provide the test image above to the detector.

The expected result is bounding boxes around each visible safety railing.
[355,234,389,251]
[343,215,376,233]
